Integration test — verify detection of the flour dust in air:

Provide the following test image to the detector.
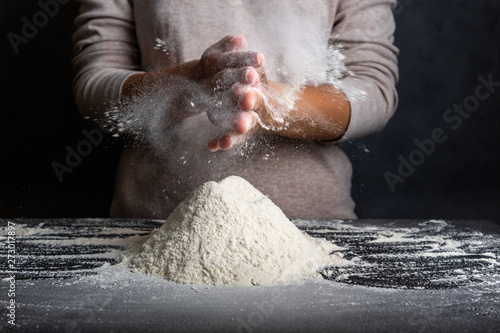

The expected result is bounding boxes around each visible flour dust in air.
[123,176,346,286]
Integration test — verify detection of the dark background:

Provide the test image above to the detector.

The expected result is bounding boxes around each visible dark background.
[1,0,499,223]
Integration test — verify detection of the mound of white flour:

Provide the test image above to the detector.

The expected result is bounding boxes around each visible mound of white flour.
[124,176,344,286]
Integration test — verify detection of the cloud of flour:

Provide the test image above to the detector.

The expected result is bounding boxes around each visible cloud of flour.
[103,4,350,158]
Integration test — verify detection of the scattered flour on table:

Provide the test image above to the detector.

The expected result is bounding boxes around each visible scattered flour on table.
[123,176,346,286]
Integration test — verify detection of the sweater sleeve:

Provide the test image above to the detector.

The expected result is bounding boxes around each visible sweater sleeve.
[72,0,142,119]
[332,0,399,140]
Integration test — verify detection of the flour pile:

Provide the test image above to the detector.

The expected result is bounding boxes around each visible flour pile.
[124,176,345,286]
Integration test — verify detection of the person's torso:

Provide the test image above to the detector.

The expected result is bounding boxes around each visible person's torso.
[110,0,355,219]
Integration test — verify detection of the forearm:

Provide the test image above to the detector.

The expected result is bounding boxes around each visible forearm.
[119,60,204,126]
[72,0,139,124]
[121,61,199,102]
[266,82,351,141]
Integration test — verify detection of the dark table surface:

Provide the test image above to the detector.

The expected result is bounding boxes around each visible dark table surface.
[1,218,499,332]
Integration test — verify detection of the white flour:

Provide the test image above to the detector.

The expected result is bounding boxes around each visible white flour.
[123,176,345,286]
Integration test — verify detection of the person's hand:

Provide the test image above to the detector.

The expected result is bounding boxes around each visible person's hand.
[189,35,271,151]
[122,34,351,148]
[207,73,293,152]
[207,81,272,151]
[121,35,265,129]
[201,36,286,151]
[201,36,352,149]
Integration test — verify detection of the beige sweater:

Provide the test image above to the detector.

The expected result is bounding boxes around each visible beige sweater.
[72,0,399,219]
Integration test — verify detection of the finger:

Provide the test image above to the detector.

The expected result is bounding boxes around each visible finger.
[212,67,259,91]
[208,134,233,152]
[219,135,233,150]
[238,88,266,112]
[204,35,246,56]
[243,67,260,85]
[200,51,262,78]
[233,111,259,135]
[229,35,248,52]
[200,35,251,75]
[212,35,248,53]
[208,115,259,152]
[209,133,246,152]
[209,51,264,74]
[238,89,274,130]
[208,138,220,152]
